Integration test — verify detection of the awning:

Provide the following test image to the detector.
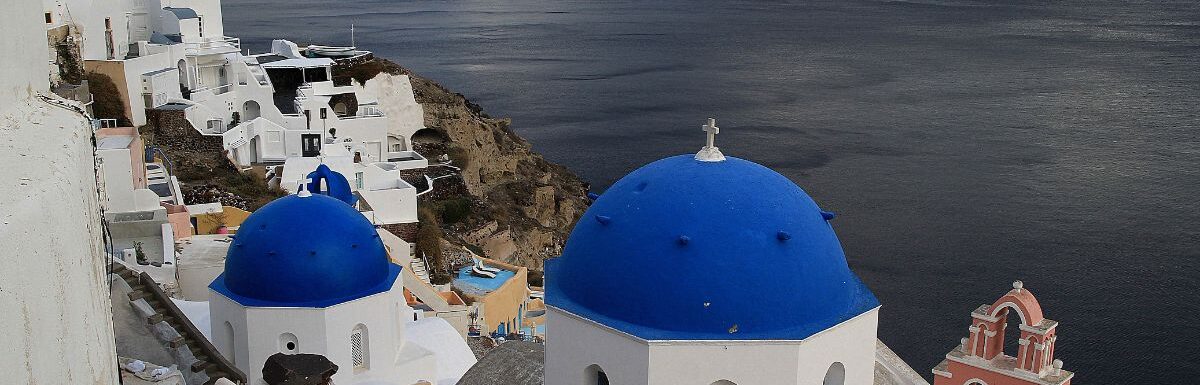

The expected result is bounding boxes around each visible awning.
[259,58,334,69]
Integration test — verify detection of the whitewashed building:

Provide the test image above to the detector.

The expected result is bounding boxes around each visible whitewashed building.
[1,1,118,382]
[207,188,471,385]
[42,0,429,170]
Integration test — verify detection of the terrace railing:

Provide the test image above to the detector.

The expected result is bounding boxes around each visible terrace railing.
[184,36,240,56]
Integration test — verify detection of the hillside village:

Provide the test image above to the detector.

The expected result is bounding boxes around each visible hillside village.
[4,1,1077,385]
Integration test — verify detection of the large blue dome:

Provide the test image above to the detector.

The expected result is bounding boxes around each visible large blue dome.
[546,154,878,340]
[209,194,400,308]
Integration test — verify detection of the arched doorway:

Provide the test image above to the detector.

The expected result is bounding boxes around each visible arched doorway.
[823,362,845,385]
[177,59,189,94]
[584,364,609,385]
[712,380,737,385]
[242,100,261,121]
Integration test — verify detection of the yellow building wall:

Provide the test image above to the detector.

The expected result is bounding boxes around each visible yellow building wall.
[195,206,251,234]
[477,257,529,335]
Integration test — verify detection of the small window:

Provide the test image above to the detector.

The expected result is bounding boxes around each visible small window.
[279,333,298,354]
[351,331,363,366]
[45,12,53,24]
[351,324,369,370]
[104,18,111,29]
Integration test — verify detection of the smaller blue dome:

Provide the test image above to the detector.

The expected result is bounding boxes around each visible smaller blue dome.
[307,164,357,206]
[209,194,400,308]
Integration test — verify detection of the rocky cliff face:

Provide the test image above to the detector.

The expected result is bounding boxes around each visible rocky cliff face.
[350,59,589,269]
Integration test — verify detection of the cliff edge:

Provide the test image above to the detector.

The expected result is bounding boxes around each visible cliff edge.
[345,58,589,271]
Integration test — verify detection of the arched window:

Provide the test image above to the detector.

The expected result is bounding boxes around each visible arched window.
[584,364,609,385]
[1000,307,1023,357]
[823,362,845,385]
[218,321,236,365]
[351,324,370,370]
[279,332,299,354]
[712,380,737,385]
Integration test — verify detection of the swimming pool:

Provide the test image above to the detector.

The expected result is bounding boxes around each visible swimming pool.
[452,265,516,295]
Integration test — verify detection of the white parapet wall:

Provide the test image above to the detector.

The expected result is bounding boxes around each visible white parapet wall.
[0,3,118,384]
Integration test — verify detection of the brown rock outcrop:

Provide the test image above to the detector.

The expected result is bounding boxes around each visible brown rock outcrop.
[343,58,589,269]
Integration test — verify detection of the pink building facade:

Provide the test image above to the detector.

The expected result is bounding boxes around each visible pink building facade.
[933,282,1074,385]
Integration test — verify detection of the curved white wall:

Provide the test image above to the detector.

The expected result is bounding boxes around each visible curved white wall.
[0,2,118,384]
[545,306,880,385]
[209,281,436,385]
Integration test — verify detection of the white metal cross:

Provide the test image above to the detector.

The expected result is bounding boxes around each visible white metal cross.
[695,117,726,162]
[298,178,313,197]
[703,118,719,149]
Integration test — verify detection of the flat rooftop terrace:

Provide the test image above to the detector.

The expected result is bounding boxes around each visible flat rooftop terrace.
[452,266,516,296]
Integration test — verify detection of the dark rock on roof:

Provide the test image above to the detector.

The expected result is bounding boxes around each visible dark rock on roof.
[457,341,544,385]
[262,353,338,385]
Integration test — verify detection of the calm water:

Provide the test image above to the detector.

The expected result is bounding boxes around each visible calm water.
[225,0,1200,381]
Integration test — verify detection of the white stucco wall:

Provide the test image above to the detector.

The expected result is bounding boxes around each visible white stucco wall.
[0,3,117,384]
[210,281,437,385]
[646,308,880,385]
[97,147,137,211]
[4,3,49,105]
[44,0,133,60]
[791,308,879,385]
[163,0,225,38]
[545,308,651,385]
[360,74,426,151]
[546,307,880,385]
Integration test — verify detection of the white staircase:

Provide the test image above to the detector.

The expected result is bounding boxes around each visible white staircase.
[411,254,430,283]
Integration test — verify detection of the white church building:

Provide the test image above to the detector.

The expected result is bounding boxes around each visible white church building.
[544,120,883,385]
[206,176,458,385]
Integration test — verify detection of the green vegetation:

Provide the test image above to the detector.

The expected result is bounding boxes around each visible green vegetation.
[439,197,472,225]
[416,208,452,285]
[222,170,286,211]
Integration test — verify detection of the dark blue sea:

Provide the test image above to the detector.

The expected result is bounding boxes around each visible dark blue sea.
[224,1,1200,382]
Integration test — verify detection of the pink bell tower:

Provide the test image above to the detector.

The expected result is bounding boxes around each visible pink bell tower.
[933,281,1074,385]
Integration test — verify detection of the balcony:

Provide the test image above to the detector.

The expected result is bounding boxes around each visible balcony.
[190,84,233,102]
[185,36,240,56]
[340,104,385,120]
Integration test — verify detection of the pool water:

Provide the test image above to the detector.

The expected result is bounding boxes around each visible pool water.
[452,266,516,296]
